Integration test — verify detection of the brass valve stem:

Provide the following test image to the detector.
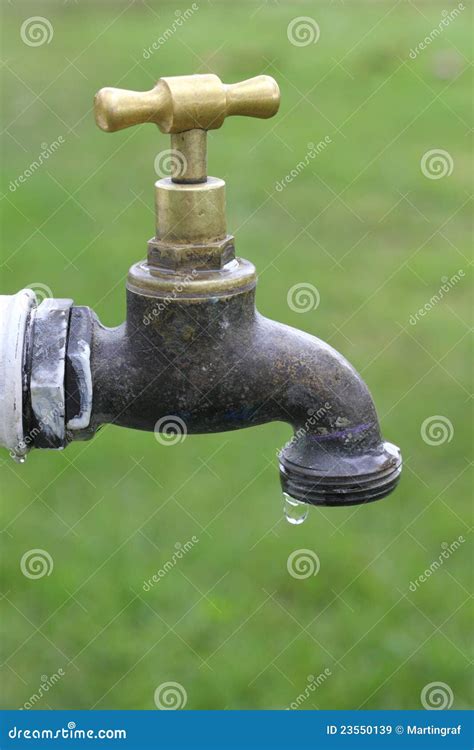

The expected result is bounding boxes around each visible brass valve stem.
[157,128,222,249]
[170,129,207,184]
[94,73,280,278]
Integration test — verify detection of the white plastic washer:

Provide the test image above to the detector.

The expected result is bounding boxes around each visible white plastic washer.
[0,289,37,456]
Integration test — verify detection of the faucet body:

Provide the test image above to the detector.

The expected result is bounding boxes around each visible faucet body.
[1,237,401,507]
[0,73,402,506]
[60,261,401,506]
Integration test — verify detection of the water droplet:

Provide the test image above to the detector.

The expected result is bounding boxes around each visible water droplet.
[283,493,309,525]
[11,453,27,464]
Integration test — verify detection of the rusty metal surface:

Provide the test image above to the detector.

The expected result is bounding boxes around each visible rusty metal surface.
[71,281,402,507]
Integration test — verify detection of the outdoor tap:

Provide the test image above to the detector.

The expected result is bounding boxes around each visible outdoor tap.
[0,73,402,506]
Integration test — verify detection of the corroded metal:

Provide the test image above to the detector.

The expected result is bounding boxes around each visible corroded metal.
[63,279,401,506]
[147,234,235,272]
[127,257,257,299]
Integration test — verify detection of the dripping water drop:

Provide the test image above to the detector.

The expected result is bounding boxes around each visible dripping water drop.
[11,453,27,464]
[283,493,308,525]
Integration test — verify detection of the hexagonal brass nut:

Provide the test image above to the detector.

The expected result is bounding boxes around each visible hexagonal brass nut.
[147,234,235,271]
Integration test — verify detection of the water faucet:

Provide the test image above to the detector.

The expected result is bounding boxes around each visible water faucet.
[0,73,402,508]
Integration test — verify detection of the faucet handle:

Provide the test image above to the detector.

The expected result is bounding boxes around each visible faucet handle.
[94,73,280,135]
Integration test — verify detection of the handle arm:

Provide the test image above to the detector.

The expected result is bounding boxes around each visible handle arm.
[94,74,280,135]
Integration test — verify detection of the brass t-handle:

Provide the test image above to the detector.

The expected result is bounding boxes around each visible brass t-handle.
[94,73,280,134]
[94,73,280,184]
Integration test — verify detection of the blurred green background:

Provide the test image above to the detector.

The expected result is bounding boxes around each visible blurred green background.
[1,0,472,710]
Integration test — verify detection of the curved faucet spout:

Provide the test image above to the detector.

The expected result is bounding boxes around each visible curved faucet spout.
[83,285,401,507]
[5,278,401,507]
[249,316,402,506]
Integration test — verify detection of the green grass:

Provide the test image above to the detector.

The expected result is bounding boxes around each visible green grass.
[1,0,472,710]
